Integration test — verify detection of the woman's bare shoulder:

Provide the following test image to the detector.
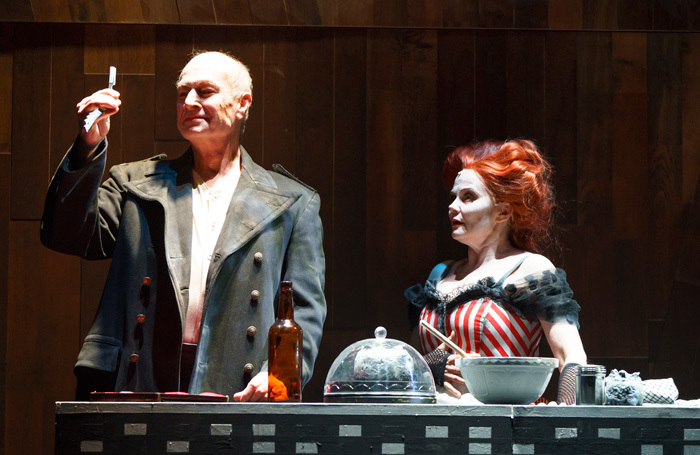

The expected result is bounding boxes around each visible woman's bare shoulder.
[516,253,556,277]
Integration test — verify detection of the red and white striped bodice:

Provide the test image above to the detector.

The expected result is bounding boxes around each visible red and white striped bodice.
[419,296,543,357]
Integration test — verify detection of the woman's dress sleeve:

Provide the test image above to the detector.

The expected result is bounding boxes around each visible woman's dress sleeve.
[505,268,581,328]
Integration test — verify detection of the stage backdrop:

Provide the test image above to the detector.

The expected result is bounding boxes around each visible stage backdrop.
[2,2,700,454]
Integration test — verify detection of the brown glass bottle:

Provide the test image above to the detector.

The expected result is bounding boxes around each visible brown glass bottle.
[268,281,303,402]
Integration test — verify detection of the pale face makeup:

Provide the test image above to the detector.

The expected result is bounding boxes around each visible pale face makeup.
[448,169,504,249]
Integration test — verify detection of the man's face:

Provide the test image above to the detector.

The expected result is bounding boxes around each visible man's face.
[176,55,242,142]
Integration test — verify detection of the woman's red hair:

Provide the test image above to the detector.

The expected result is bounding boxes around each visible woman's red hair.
[443,139,555,253]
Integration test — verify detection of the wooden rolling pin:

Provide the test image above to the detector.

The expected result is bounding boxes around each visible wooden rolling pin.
[419,320,474,358]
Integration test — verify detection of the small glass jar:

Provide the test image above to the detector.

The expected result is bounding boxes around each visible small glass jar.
[576,365,606,405]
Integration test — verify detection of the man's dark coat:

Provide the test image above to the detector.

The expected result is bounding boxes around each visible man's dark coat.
[41,140,326,397]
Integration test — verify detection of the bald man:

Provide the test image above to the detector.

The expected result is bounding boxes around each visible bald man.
[41,52,327,402]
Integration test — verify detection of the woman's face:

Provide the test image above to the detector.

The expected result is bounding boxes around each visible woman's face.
[448,169,505,248]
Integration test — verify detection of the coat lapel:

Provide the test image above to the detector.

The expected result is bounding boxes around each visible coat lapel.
[123,151,194,324]
[214,148,300,259]
[119,147,300,327]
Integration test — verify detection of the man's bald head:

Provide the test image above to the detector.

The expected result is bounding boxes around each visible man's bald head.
[179,51,253,97]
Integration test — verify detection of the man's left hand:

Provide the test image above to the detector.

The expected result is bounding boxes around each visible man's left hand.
[233,371,268,402]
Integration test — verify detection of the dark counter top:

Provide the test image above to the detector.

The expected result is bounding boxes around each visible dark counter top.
[56,401,700,454]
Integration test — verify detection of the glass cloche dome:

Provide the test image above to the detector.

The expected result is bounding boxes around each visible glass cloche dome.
[323,327,436,403]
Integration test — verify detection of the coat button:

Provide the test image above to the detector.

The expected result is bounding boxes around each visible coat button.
[250,290,260,303]
[246,326,257,338]
[136,314,146,324]
[130,353,140,363]
[254,252,263,264]
[142,277,152,286]
[243,363,254,374]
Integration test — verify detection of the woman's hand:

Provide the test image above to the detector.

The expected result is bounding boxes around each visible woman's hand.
[437,332,479,398]
[442,353,467,398]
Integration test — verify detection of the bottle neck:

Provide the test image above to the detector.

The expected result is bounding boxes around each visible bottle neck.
[277,285,294,320]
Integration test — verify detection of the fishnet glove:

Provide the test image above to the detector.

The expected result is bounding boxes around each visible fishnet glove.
[557,363,579,405]
[423,349,450,386]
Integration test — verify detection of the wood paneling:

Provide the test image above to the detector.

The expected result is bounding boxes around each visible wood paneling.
[335,0,373,27]
[653,0,691,31]
[287,0,323,26]
[32,0,71,22]
[50,24,84,173]
[224,27,266,162]
[140,0,180,24]
[400,30,437,232]
[612,33,647,240]
[678,178,700,285]
[654,179,700,397]
[583,0,618,30]
[648,33,684,319]
[548,0,583,30]
[10,23,51,220]
[682,34,700,205]
[0,24,12,156]
[154,25,191,142]
[2,0,700,30]
[101,0,150,23]
[3,21,700,454]
[0,0,33,21]
[261,28,297,168]
[611,33,650,361]
[249,0,288,25]
[436,30,475,262]
[366,29,404,337]
[121,75,156,162]
[213,0,253,24]
[506,30,545,142]
[374,0,441,28]
[100,0,132,22]
[177,0,216,25]
[514,0,548,29]
[84,24,155,74]
[396,31,438,347]
[6,221,81,454]
[474,31,508,140]
[67,0,107,23]
[314,0,337,26]
[478,0,513,28]
[575,32,616,354]
[436,31,475,150]
[330,29,367,330]
[544,32,577,227]
[365,29,440,339]
[0,155,10,455]
[294,27,334,321]
[617,0,652,30]
[442,0,478,28]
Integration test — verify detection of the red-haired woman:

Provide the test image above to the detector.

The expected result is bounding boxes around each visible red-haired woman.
[405,139,587,404]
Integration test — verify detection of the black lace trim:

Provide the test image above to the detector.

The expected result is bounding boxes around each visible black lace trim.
[405,268,581,334]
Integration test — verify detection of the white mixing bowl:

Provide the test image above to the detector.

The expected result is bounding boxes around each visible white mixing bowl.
[456,357,558,404]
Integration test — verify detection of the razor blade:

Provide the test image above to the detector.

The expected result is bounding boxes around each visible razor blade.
[83,66,117,132]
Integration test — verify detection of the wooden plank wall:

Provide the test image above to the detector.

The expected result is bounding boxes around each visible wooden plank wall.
[2,0,700,31]
[1,2,700,454]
